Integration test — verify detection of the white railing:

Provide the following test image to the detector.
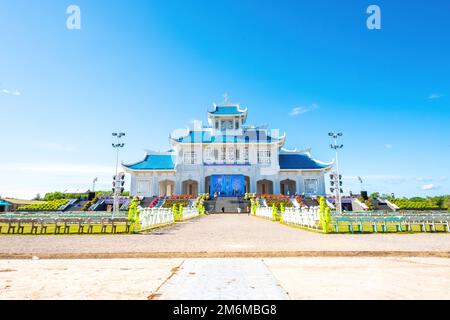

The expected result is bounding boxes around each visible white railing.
[281,207,321,229]
[255,207,273,219]
[138,207,200,230]
[380,197,400,211]
[325,199,336,210]
[289,198,301,209]
[139,208,174,230]
[353,198,369,210]
[182,207,200,220]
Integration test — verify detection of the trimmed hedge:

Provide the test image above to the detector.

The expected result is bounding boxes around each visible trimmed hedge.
[390,198,440,210]
[18,199,69,211]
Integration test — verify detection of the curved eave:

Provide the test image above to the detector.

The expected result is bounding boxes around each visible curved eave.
[207,104,248,121]
[122,166,176,173]
[279,166,333,172]
[277,133,286,147]
[122,151,176,172]
[121,153,149,169]
[308,156,334,168]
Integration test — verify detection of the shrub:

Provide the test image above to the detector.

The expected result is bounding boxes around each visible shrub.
[18,199,69,211]
[43,192,65,201]
[389,197,440,211]
[271,203,279,221]
[162,199,190,208]
[260,195,294,208]
[82,196,98,211]
[358,196,375,210]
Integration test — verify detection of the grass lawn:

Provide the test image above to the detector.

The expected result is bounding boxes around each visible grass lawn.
[0,222,136,235]
[260,215,449,234]
[331,221,448,233]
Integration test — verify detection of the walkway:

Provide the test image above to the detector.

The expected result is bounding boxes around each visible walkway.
[0,214,449,258]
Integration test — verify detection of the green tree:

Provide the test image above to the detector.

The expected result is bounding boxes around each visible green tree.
[370,192,380,199]
[44,192,65,201]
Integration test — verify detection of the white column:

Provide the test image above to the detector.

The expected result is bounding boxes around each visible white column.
[130,173,137,196]
[297,175,304,195]
[273,177,280,194]
[175,178,182,195]
[250,177,257,193]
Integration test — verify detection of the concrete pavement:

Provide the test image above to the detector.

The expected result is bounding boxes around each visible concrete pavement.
[1,257,449,300]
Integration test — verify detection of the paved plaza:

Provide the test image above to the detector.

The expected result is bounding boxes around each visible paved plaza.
[1,257,449,300]
[0,215,449,258]
[1,215,449,300]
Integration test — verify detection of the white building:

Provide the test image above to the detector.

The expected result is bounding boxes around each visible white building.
[123,101,332,197]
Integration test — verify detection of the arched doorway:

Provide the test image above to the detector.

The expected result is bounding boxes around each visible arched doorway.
[257,179,273,195]
[182,180,198,196]
[159,180,175,196]
[280,179,296,195]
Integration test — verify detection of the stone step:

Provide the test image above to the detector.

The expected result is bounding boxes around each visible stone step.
[207,197,250,213]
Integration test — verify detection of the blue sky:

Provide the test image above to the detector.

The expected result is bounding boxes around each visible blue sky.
[0,0,449,199]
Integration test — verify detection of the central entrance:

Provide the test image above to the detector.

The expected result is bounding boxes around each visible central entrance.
[210,174,245,197]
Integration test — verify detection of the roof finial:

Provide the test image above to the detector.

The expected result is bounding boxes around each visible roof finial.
[222,92,230,105]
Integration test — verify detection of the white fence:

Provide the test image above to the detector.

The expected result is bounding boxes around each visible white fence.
[255,207,273,219]
[138,207,200,230]
[255,206,321,229]
[139,208,174,230]
[281,207,321,229]
[182,207,200,220]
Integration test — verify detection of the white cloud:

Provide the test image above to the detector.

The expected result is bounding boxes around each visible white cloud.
[416,177,434,183]
[0,163,120,199]
[289,104,318,116]
[345,175,405,181]
[1,88,21,96]
[429,93,442,100]
[384,144,393,149]
[421,184,438,190]
[5,163,114,175]
[35,142,78,153]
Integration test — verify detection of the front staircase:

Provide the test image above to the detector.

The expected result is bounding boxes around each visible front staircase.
[207,197,250,213]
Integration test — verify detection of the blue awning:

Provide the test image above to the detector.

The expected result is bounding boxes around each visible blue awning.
[0,200,11,206]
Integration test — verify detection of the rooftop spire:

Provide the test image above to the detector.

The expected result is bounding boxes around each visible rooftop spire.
[221,92,233,105]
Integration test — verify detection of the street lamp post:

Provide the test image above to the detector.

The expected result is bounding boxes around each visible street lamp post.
[92,177,98,192]
[329,132,343,215]
[112,132,126,217]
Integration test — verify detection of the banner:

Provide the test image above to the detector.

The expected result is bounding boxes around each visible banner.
[210,175,245,197]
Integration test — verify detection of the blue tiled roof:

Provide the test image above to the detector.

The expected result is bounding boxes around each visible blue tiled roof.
[279,154,329,170]
[209,106,244,115]
[0,200,11,206]
[123,154,175,170]
[175,130,281,143]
